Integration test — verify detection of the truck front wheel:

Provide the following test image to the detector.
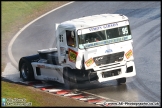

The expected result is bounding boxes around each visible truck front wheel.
[19,58,35,81]
[117,77,126,85]
[63,67,78,89]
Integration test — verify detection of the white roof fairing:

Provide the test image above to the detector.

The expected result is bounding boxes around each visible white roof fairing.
[58,14,128,30]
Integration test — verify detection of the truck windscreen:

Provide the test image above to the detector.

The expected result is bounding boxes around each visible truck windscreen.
[78,25,132,49]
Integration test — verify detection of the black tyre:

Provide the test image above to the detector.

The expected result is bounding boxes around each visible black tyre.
[63,67,78,89]
[19,58,35,81]
[117,77,126,85]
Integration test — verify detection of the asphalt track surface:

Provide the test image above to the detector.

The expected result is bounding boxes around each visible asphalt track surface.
[11,1,160,103]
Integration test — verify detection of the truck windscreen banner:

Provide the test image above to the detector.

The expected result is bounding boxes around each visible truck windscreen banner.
[78,20,129,35]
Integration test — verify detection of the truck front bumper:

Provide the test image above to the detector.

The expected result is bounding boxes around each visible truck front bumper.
[93,61,136,83]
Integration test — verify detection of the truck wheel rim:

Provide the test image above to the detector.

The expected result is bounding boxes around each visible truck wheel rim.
[21,63,29,79]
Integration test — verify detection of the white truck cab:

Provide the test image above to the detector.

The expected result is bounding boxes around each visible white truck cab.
[19,14,136,89]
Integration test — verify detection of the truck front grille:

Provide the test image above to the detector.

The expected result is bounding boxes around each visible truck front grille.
[93,52,124,66]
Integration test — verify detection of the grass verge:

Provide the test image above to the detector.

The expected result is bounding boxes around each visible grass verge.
[2,81,42,106]
[2,81,96,106]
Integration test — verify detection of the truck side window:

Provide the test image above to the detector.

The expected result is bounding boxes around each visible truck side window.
[66,30,76,47]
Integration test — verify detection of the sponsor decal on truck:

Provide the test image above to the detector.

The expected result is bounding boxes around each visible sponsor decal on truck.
[68,48,78,63]
[85,58,94,67]
[125,50,133,59]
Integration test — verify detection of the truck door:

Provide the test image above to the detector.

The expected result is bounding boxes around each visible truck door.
[65,30,78,68]
[57,29,78,68]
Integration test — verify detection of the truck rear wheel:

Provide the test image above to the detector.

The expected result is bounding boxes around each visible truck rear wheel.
[63,67,78,89]
[19,58,35,81]
[117,77,126,85]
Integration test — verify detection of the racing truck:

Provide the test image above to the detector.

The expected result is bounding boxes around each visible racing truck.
[19,13,136,89]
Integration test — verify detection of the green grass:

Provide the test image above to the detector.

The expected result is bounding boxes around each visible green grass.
[2,1,49,35]
[2,81,41,106]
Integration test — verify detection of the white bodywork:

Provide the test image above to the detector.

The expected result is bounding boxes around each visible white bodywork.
[32,62,64,83]
[31,13,136,84]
